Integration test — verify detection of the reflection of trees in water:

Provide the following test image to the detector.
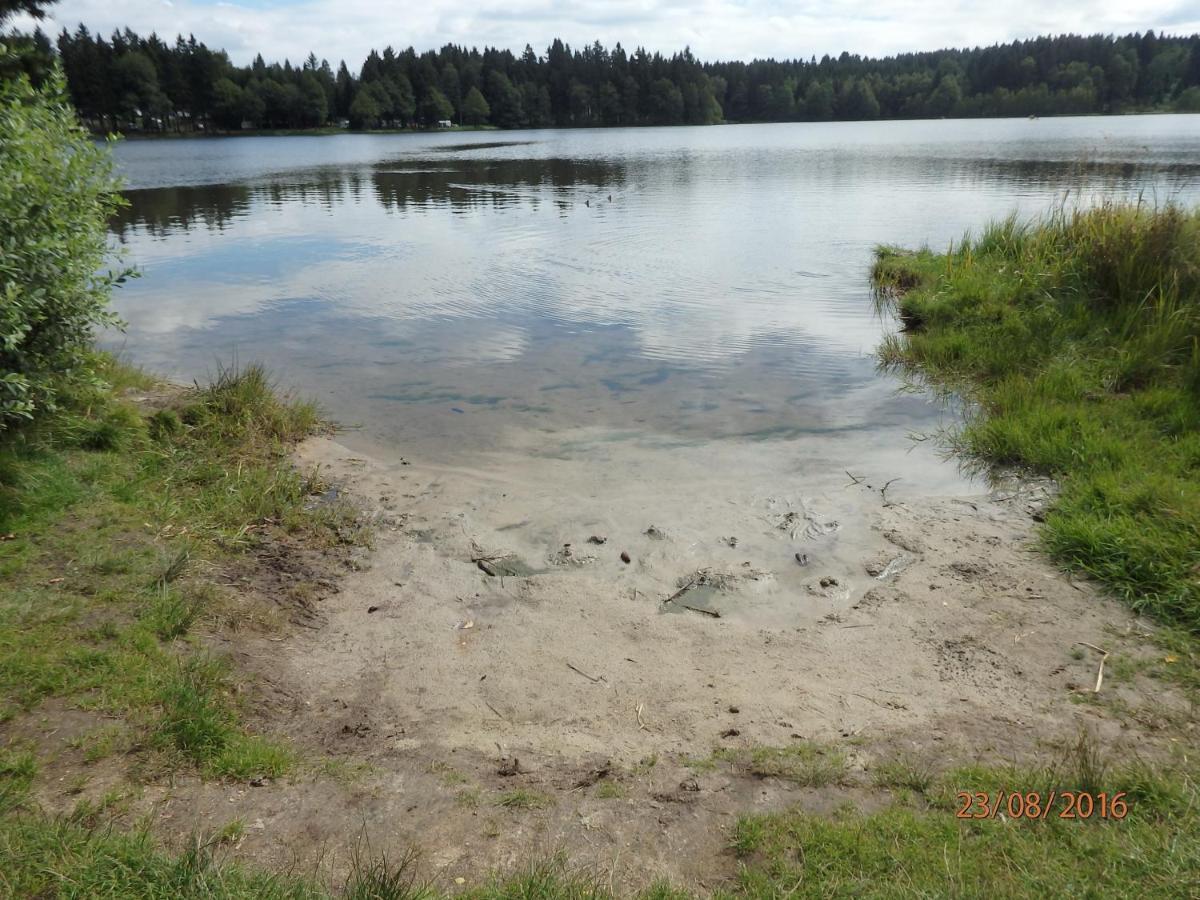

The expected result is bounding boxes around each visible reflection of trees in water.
[110,157,628,236]
[110,153,1195,238]
[111,184,252,238]
[946,157,1200,190]
[372,157,625,211]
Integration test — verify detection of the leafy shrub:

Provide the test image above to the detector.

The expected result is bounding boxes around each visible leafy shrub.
[0,45,129,431]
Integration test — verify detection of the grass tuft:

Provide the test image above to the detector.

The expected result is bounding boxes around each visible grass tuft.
[872,201,1200,634]
[494,789,553,810]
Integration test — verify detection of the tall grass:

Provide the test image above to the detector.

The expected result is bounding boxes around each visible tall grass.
[872,202,1200,631]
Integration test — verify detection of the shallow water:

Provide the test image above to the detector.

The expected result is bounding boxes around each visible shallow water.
[105,116,1200,497]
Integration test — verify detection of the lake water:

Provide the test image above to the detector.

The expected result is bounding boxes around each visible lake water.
[105,116,1200,501]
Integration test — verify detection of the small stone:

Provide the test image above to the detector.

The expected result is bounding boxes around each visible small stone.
[819,576,839,588]
[587,535,607,545]
[620,551,631,564]
[795,553,809,566]
[728,705,740,714]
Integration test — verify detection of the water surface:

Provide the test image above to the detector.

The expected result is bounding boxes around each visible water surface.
[106,116,1200,492]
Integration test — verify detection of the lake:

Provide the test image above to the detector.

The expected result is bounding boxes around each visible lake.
[105,116,1200,506]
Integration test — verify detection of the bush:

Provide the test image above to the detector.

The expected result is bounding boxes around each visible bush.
[0,45,128,431]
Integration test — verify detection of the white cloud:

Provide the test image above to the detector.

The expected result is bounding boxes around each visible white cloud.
[14,0,1200,69]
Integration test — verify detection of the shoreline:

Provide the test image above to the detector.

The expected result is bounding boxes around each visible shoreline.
[2,361,1196,894]
[96,108,1195,140]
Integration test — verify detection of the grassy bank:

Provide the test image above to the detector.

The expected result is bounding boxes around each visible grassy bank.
[0,359,354,782]
[871,202,1200,635]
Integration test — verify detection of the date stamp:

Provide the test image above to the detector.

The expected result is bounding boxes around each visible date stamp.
[956,790,1129,820]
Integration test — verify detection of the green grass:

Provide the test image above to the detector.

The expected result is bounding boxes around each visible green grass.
[730,747,1200,898]
[0,359,348,783]
[872,202,1200,634]
[870,754,935,795]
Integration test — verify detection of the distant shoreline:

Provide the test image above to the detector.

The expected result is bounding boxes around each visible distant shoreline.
[99,108,1197,140]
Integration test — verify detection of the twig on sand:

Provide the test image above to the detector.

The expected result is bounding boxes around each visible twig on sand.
[664,574,702,604]
[1074,641,1110,693]
[845,470,866,486]
[484,701,507,721]
[880,478,901,507]
[852,692,889,708]
[635,701,647,730]
[567,661,605,683]
[681,604,721,619]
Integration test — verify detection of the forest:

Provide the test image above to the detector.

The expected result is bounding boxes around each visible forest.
[18,26,1200,132]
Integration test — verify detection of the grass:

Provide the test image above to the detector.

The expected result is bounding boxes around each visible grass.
[871,202,1200,634]
[495,789,553,811]
[730,742,1200,898]
[0,358,350,787]
[870,754,935,795]
[5,733,1193,898]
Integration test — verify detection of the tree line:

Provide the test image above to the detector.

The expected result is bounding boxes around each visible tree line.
[35,26,1200,133]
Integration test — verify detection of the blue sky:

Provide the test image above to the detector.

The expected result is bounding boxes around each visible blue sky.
[17,0,1200,67]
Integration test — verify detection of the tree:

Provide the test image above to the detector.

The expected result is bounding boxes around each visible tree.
[0,0,55,22]
[597,80,622,124]
[1176,85,1200,112]
[418,85,453,125]
[211,76,244,129]
[928,73,962,116]
[520,81,551,126]
[439,62,460,117]
[299,71,327,126]
[38,27,1200,135]
[348,85,380,128]
[568,78,591,124]
[801,80,834,120]
[0,53,128,428]
[334,60,354,118]
[486,70,523,127]
[647,77,683,124]
[112,51,167,126]
[839,78,880,119]
[461,85,489,125]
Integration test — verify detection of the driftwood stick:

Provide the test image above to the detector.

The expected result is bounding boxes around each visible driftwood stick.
[1073,642,1110,693]
[567,661,604,683]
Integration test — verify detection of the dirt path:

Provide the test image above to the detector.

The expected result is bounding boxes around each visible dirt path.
[106,431,1179,890]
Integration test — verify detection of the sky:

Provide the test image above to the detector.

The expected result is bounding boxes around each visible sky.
[13,0,1200,68]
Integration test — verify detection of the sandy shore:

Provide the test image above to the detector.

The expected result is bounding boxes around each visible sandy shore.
[109,430,1183,889]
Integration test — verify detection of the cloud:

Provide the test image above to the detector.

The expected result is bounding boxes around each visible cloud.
[14,0,1200,69]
